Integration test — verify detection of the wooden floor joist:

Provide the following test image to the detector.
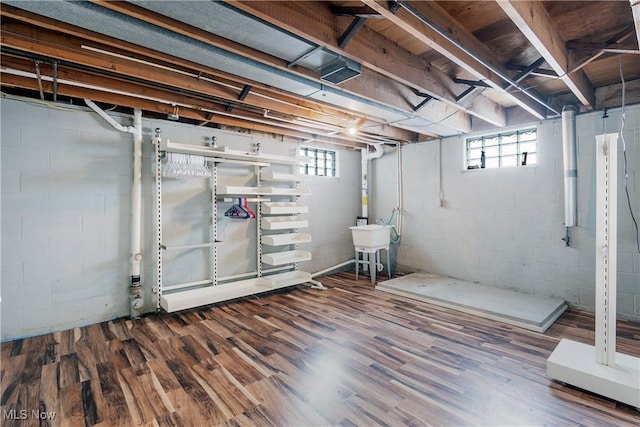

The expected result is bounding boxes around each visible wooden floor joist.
[1,272,639,426]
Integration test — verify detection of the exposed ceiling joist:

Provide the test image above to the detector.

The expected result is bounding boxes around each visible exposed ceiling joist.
[225,0,507,128]
[631,0,640,52]
[362,0,551,119]
[0,8,418,142]
[30,0,462,137]
[1,64,373,148]
[497,0,595,109]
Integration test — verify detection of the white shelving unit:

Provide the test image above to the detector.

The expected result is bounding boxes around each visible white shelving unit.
[154,137,312,313]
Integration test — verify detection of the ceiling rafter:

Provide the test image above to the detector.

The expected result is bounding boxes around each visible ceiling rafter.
[497,0,595,109]
[91,0,470,134]
[362,0,552,119]
[631,0,640,52]
[568,25,637,74]
[225,0,506,128]
[1,57,373,148]
[0,7,418,142]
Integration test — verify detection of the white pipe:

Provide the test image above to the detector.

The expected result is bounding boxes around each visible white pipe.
[84,98,135,134]
[7,67,395,150]
[84,98,144,318]
[396,142,403,237]
[361,143,387,219]
[562,105,578,230]
[131,108,143,278]
[367,143,384,160]
[361,148,369,218]
[311,259,355,278]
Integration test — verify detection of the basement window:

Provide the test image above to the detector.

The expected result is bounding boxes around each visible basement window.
[299,147,338,177]
[466,128,537,169]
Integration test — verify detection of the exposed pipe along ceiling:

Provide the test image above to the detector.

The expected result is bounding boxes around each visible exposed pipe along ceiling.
[1,0,638,147]
[2,1,636,148]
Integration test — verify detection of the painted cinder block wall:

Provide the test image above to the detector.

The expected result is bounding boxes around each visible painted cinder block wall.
[0,97,360,340]
[372,104,640,322]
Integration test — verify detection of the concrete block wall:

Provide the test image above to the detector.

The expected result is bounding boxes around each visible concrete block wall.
[1,97,360,340]
[372,104,640,321]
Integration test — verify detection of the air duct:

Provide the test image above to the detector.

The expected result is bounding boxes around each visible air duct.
[561,105,578,245]
[320,57,362,84]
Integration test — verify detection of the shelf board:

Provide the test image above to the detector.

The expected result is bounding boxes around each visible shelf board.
[262,202,308,215]
[160,277,271,312]
[218,185,310,196]
[261,216,308,230]
[263,270,312,288]
[160,271,312,312]
[262,250,312,266]
[261,170,309,182]
[212,146,302,165]
[261,232,312,246]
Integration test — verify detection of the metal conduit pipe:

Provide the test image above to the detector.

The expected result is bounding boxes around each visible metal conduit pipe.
[561,105,578,246]
[397,1,560,116]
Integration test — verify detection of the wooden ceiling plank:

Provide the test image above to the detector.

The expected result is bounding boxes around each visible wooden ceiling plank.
[1,71,369,148]
[497,0,595,109]
[361,0,548,119]
[225,0,506,127]
[1,17,418,141]
[89,0,471,132]
[0,4,414,141]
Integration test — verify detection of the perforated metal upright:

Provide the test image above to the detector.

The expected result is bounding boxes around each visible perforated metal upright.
[595,132,618,366]
[209,137,218,288]
[153,129,163,310]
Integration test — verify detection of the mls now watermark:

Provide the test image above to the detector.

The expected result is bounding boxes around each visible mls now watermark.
[2,409,57,421]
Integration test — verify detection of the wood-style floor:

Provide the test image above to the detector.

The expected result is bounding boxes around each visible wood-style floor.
[1,272,639,426]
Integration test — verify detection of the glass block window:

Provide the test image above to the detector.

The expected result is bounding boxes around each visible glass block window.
[299,146,338,177]
[466,128,537,169]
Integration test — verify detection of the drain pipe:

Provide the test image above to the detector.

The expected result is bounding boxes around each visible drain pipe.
[84,99,144,318]
[361,143,384,218]
[561,105,578,246]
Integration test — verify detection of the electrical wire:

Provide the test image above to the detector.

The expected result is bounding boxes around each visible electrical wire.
[618,55,640,253]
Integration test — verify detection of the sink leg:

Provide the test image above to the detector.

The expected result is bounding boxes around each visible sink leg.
[370,251,376,284]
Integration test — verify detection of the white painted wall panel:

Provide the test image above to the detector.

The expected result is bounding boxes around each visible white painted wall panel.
[373,105,640,321]
[1,97,360,340]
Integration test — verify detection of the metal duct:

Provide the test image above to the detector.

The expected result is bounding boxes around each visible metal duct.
[562,105,578,228]
[3,0,462,137]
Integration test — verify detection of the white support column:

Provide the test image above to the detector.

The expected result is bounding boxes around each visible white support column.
[595,133,618,366]
[547,132,639,409]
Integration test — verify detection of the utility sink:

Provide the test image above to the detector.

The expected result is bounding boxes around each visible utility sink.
[349,224,391,249]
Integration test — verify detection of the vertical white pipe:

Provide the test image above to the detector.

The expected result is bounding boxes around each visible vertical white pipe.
[562,105,578,228]
[130,109,144,318]
[131,109,143,277]
[361,143,384,219]
[361,148,368,219]
[85,99,144,317]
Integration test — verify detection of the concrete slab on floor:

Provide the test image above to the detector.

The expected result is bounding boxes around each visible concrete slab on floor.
[376,272,568,332]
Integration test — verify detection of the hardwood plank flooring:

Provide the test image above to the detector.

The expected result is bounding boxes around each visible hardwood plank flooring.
[1,271,639,426]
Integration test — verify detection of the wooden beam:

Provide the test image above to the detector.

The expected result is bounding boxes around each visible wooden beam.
[568,25,637,73]
[497,0,595,109]
[631,0,640,52]
[368,1,551,118]
[0,70,368,148]
[83,0,460,135]
[226,0,506,127]
[362,0,550,119]
[0,4,416,142]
